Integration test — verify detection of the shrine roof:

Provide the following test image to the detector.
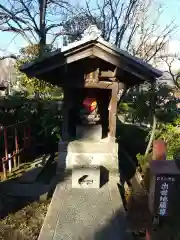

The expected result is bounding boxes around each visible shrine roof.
[60,33,161,78]
[20,25,162,83]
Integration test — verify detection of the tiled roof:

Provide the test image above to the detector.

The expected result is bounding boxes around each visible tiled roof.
[21,25,162,78]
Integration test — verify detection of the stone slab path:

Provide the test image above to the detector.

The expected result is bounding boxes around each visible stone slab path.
[38,178,133,240]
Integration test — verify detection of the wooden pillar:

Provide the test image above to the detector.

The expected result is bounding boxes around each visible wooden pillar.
[108,82,119,141]
[61,87,72,141]
[146,139,167,240]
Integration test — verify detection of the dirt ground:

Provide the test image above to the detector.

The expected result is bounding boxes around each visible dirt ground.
[0,199,50,240]
[0,150,58,240]
[126,191,150,239]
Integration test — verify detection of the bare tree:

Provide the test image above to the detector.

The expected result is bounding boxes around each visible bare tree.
[162,55,180,89]
[60,14,103,45]
[0,0,71,57]
[67,0,178,157]
[69,0,177,63]
[0,0,177,61]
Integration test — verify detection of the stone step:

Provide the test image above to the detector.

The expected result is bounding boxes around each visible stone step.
[6,183,50,198]
[19,154,51,183]
[72,166,100,189]
[38,179,133,240]
[59,140,118,154]
[18,167,43,183]
[76,124,102,141]
[30,154,51,168]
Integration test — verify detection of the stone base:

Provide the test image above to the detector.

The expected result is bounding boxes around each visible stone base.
[72,166,100,189]
[76,124,102,141]
[38,179,133,240]
[58,140,119,182]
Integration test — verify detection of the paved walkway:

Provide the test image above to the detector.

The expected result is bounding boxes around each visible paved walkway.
[38,178,133,240]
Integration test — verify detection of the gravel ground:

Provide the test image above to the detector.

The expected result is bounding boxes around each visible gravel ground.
[0,150,56,240]
[0,199,50,240]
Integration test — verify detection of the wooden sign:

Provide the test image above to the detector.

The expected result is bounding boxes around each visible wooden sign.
[149,174,178,217]
[156,175,175,216]
[149,159,180,219]
[152,140,167,161]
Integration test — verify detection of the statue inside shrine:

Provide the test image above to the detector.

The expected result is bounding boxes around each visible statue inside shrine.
[78,97,100,125]
[67,88,110,140]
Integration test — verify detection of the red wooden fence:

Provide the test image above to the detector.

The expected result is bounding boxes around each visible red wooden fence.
[0,121,31,179]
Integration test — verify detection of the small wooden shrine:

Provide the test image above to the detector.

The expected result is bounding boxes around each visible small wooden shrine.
[20,25,162,144]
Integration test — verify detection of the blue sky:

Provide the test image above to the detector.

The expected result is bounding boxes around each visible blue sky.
[162,0,180,26]
[0,0,179,55]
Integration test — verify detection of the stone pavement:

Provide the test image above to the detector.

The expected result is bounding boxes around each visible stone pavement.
[38,178,133,240]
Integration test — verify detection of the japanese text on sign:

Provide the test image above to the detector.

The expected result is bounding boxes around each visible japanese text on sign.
[156,176,176,216]
[159,182,168,216]
[156,176,175,182]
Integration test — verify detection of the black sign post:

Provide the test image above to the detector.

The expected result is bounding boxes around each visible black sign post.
[148,160,180,239]
[154,175,176,217]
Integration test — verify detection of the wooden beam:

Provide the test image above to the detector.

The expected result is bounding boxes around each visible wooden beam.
[84,66,100,83]
[65,80,114,89]
[27,45,95,77]
[106,67,118,82]
[108,82,119,141]
[95,42,156,77]
[64,42,94,56]
[66,48,94,64]
[93,46,121,67]
[27,62,64,77]
[94,44,150,81]
[61,87,72,141]
[113,67,118,77]
[118,66,147,81]
[99,71,114,78]
[85,81,114,89]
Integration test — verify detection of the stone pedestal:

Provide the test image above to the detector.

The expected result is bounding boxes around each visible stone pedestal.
[76,124,102,141]
[38,179,133,240]
[72,166,100,189]
[58,140,119,184]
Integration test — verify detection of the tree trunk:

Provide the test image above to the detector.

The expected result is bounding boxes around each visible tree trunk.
[39,0,47,56]
[145,82,157,155]
[145,114,157,155]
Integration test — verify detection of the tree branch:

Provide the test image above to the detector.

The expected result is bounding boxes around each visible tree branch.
[18,0,40,35]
